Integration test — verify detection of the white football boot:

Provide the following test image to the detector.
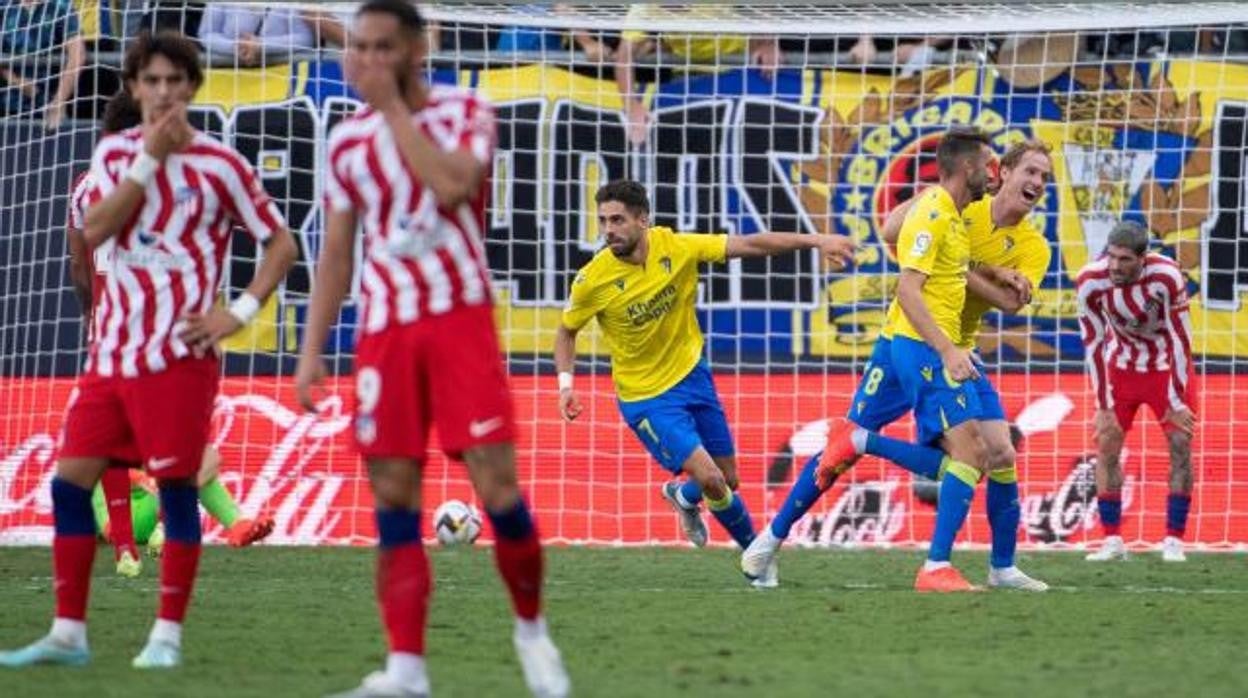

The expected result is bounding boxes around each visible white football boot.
[131,640,180,669]
[742,525,781,588]
[661,481,708,548]
[1085,535,1129,561]
[1161,536,1187,562]
[325,671,429,698]
[987,566,1050,591]
[514,618,570,698]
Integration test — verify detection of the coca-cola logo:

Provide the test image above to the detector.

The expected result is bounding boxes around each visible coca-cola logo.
[1021,453,1135,543]
[211,392,354,545]
[0,390,357,545]
[786,481,906,547]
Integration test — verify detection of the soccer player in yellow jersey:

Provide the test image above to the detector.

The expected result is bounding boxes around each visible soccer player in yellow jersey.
[743,139,1054,591]
[554,179,853,585]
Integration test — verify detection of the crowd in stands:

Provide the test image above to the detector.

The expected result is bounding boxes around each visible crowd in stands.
[1,1,1245,129]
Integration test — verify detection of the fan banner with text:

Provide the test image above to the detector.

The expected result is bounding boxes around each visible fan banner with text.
[234,58,1248,362]
[0,374,1239,547]
[5,58,1246,371]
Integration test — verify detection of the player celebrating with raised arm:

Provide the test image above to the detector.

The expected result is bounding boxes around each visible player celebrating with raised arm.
[744,139,1053,592]
[294,3,569,697]
[554,179,854,585]
[1,31,297,669]
[1076,221,1195,562]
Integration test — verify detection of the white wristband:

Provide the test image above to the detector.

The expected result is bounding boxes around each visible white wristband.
[228,292,261,325]
[125,151,159,187]
[557,371,574,391]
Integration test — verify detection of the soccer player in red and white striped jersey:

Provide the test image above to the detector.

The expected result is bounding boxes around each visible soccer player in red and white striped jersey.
[1075,220,1195,563]
[0,32,296,671]
[295,3,568,696]
[66,90,278,581]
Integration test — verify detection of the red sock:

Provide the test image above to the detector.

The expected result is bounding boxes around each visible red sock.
[376,543,432,654]
[53,534,96,620]
[100,468,137,560]
[494,533,543,620]
[158,540,201,622]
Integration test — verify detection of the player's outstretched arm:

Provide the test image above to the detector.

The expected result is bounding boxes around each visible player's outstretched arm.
[725,232,855,268]
[553,324,584,422]
[896,269,979,381]
[296,209,357,411]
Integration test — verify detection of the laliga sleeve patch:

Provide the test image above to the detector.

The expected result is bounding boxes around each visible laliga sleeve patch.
[910,230,933,258]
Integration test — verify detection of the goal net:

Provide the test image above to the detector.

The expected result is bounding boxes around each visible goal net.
[2,1,1246,550]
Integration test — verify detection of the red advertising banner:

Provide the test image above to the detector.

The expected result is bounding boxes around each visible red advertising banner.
[1,373,1242,549]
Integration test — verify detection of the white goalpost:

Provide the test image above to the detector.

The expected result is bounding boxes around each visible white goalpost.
[1,1,1246,550]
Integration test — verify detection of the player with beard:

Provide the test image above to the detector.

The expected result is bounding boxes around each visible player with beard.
[555,179,854,586]
[744,138,1055,591]
[1076,221,1194,563]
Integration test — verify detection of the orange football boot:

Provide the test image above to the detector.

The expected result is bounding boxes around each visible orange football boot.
[226,516,275,547]
[815,418,860,490]
[914,565,982,593]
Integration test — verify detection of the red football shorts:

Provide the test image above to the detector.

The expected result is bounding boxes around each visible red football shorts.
[1109,366,1191,434]
[353,304,515,460]
[60,356,219,479]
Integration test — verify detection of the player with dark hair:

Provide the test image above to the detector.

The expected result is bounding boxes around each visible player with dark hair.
[1,30,297,669]
[295,2,570,696]
[745,139,1055,592]
[555,178,854,586]
[65,90,274,580]
[1077,221,1195,562]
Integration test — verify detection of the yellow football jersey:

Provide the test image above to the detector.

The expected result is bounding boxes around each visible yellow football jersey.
[885,187,970,345]
[956,196,1052,349]
[562,226,727,402]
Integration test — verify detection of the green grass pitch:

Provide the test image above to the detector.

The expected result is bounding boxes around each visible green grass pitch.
[2,546,1246,697]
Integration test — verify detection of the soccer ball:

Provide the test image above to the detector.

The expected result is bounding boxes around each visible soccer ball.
[433,499,483,546]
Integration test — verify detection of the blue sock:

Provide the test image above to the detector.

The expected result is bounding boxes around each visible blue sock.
[929,461,979,563]
[1097,493,1122,536]
[986,470,1020,569]
[770,453,824,539]
[158,484,201,544]
[375,508,421,547]
[52,477,96,536]
[678,479,703,507]
[708,491,755,549]
[487,498,535,541]
[864,432,945,480]
[1166,493,1191,539]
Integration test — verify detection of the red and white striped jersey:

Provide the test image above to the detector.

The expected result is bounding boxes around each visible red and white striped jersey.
[1075,252,1193,412]
[68,170,113,306]
[83,128,286,377]
[323,84,496,336]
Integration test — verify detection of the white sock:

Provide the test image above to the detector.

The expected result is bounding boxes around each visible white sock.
[515,615,547,642]
[386,652,428,688]
[850,427,869,455]
[991,565,1019,575]
[49,618,86,648]
[149,619,182,647]
[922,560,951,572]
